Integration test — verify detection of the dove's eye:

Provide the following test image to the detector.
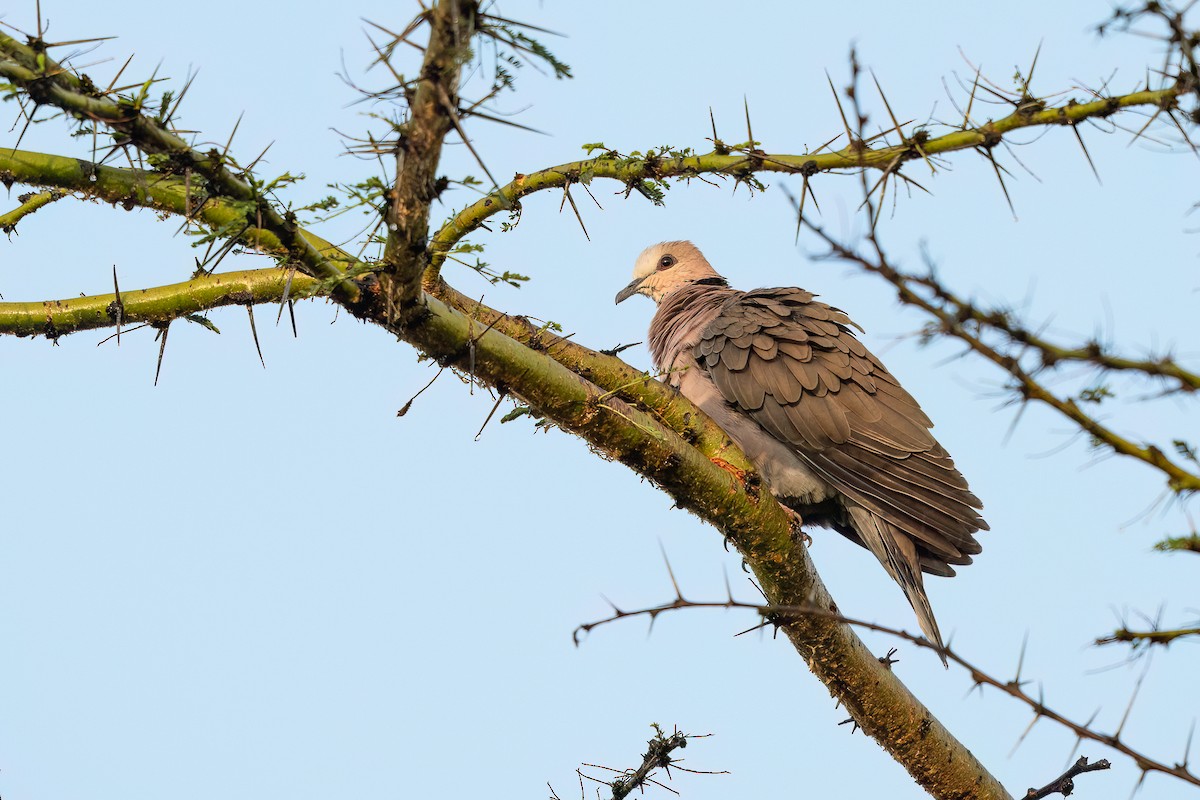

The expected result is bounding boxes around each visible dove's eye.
[657,254,676,270]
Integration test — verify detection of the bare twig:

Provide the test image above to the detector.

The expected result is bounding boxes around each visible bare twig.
[1023,756,1111,799]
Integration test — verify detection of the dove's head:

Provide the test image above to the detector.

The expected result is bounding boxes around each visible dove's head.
[614,241,723,305]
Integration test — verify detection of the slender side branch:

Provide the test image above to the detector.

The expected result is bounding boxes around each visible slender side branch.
[427,84,1186,270]
[0,268,319,338]
[1095,626,1200,648]
[0,149,287,254]
[0,189,63,232]
[578,593,1198,790]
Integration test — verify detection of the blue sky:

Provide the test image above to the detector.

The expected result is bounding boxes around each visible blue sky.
[1,1,1196,799]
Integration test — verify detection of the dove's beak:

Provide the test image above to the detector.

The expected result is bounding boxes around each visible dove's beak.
[615,276,645,304]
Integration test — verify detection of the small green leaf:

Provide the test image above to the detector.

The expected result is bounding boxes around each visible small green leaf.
[184,314,221,334]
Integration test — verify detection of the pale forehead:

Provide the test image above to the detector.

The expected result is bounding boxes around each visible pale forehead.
[632,240,700,276]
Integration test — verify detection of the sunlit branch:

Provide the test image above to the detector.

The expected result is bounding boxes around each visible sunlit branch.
[0,31,359,302]
[428,84,1188,271]
[0,267,320,338]
[0,188,64,232]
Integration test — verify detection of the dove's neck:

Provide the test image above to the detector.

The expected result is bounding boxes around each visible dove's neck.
[648,279,737,372]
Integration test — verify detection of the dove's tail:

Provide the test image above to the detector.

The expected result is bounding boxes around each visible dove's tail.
[846,505,948,667]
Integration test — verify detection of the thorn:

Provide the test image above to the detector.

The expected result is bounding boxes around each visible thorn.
[660,542,683,600]
[1064,707,1101,767]
[808,131,845,157]
[103,53,135,95]
[277,268,296,325]
[111,266,123,345]
[222,111,245,161]
[792,177,809,244]
[1128,768,1147,799]
[245,140,275,174]
[153,323,170,386]
[1114,668,1147,740]
[1071,125,1102,184]
[825,71,856,151]
[287,299,298,338]
[1013,631,1029,687]
[474,390,507,440]
[559,183,590,240]
[163,69,198,128]
[1024,40,1044,94]
[247,306,265,368]
[963,66,983,129]
[1165,109,1200,160]
[435,85,502,193]
[869,69,906,141]
[1127,106,1165,146]
[743,95,755,146]
[978,146,1017,220]
[1010,712,1040,757]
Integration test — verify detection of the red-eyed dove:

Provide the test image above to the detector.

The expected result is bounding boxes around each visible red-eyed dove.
[616,241,988,663]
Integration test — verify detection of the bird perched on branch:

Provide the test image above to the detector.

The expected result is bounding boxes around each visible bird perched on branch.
[616,241,987,663]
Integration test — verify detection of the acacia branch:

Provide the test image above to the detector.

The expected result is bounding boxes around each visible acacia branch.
[0,31,359,302]
[804,217,1200,494]
[0,267,320,338]
[427,84,1187,271]
[1095,626,1200,649]
[578,594,1196,790]
[0,188,64,232]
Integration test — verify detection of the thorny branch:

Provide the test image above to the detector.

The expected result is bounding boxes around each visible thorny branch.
[0,29,360,302]
[800,211,1200,495]
[551,725,723,800]
[577,593,1197,791]
[1095,624,1200,650]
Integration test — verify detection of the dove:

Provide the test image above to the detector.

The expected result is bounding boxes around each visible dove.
[616,241,988,662]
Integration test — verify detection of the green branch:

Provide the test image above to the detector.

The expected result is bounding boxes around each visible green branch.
[0,188,64,232]
[1095,626,1200,648]
[428,85,1186,269]
[0,267,320,338]
[0,32,359,302]
[0,148,357,269]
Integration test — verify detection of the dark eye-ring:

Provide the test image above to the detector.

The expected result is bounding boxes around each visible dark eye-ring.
[657,254,676,270]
